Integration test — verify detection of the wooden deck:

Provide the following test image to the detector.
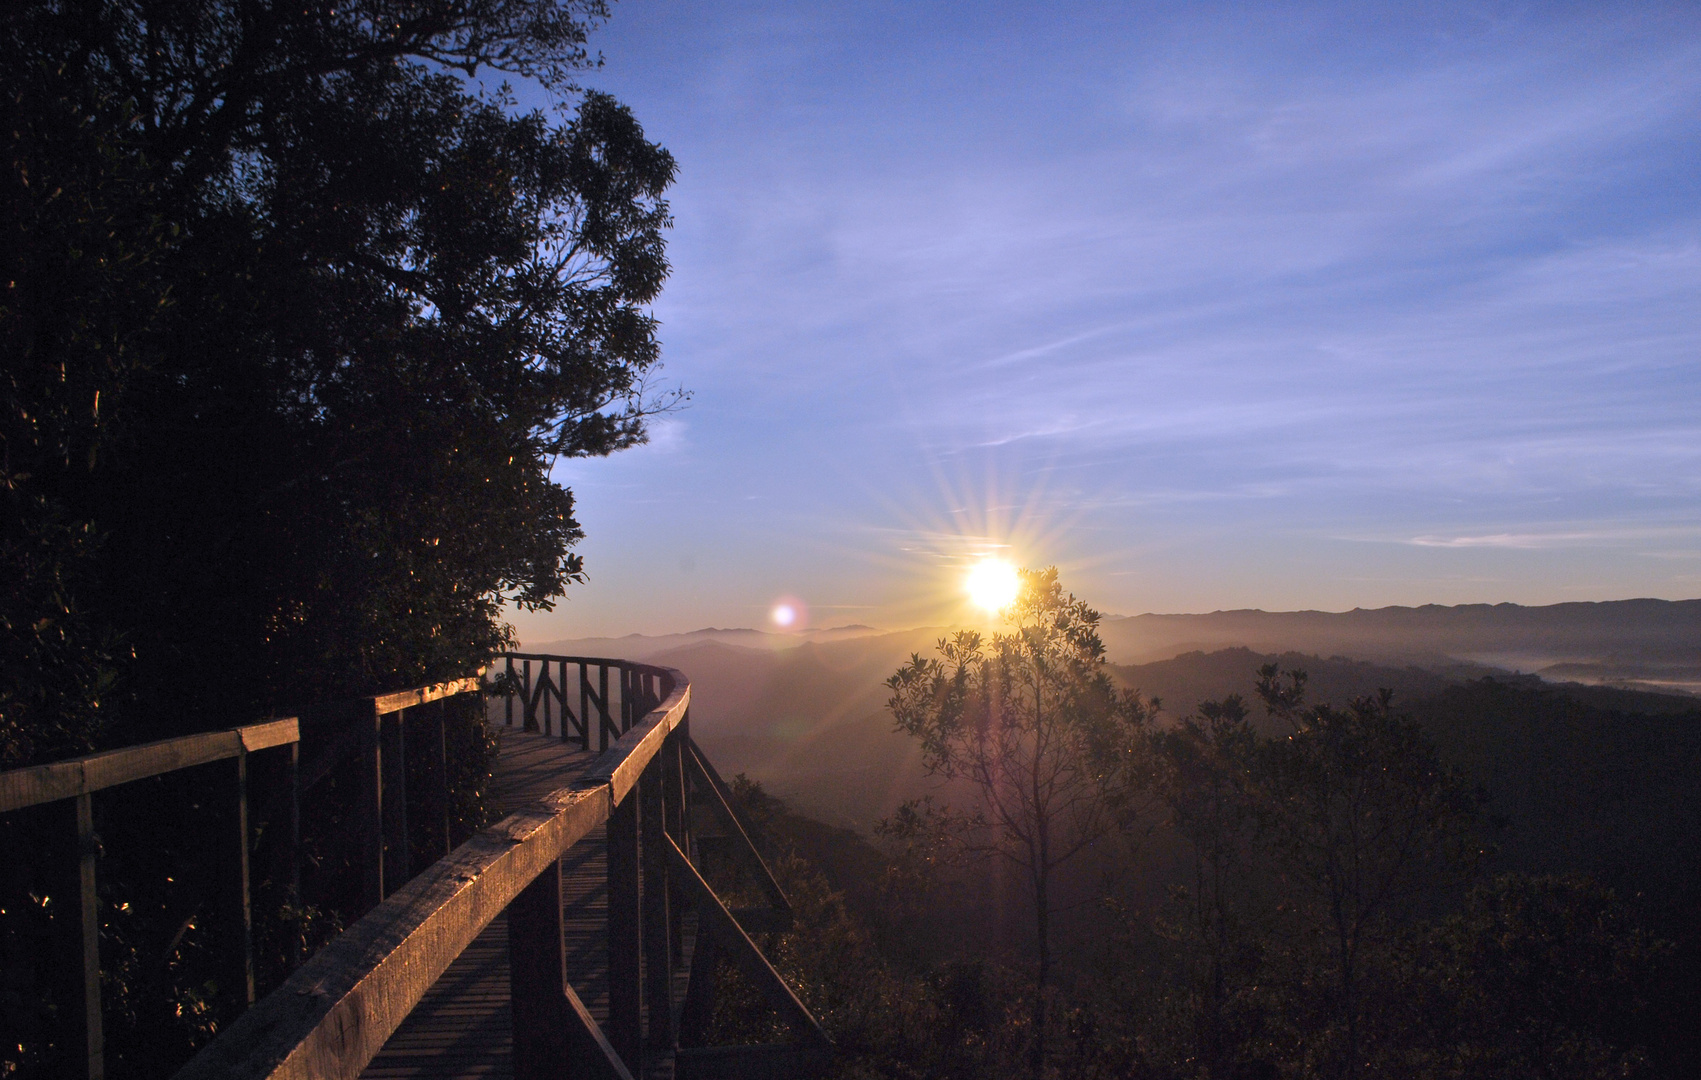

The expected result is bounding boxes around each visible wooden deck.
[360,725,606,1080]
[160,660,821,1080]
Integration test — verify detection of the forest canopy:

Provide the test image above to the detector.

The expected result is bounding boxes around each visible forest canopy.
[2,0,678,760]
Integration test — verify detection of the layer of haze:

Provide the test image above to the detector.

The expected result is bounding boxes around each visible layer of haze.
[513,0,1701,642]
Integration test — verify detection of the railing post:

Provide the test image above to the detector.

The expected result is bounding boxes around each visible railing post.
[381,706,410,894]
[665,722,687,966]
[286,738,303,965]
[225,746,256,1009]
[434,698,452,858]
[509,858,570,1080]
[579,661,592,751]
[505,655,515,727]
[607,788,642,1070]
[598,664,611,750]
[523,659,535,732]
[360,698,384,910]
[75,793,104,1080]
[641,755,675,1055]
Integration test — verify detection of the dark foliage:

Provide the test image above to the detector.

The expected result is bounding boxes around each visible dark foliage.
[3,1,672,1072]
[720,665,1700,1080]
[4,0,677,758]
[1410,677,1701,910]
[885,568,1152,1070]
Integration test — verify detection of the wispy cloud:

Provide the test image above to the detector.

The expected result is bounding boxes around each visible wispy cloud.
[1403,525,1701,550]
[513,1,1701,635]
[1407,532,1612,550]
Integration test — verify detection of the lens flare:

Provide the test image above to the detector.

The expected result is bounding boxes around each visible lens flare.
[771,601,801,628]
[965,559,1020,612]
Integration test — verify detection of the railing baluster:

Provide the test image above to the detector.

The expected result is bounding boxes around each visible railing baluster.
[579,662,591,751]
[619,666,632,734]
[607,788,642,1070]
[434,699,452,858]
[509,857,570,1080]
[381,707,410,894]
[287,739,303,965]
[523,660,534,732]
[544,664,554,736]
[75,792,104,1080]
[226,746,256,1009]
[559,660,570,744]
[505,655,515,727]
[677,929,721,1049]
[361,698,385,910]
[641,755,675,1054]
[599,664,611,750]
[665,723,687,966]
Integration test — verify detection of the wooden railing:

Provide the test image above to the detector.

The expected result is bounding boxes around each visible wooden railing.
[0,673,494,1079]
[495,652,665,750]
[0,656,827,1080]
[0,717,302,1080]
[170,655,830,1080]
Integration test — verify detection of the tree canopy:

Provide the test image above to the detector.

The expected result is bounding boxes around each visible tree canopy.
[2,0,678,759]
[885,567,1152,1070]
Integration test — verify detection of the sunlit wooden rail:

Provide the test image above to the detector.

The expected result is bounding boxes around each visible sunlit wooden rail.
[167,655,829,1080]
[0,655,827,1080]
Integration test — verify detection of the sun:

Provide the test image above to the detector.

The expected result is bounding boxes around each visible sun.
[965,559,1020,613]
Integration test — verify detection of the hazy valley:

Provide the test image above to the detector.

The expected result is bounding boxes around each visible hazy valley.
[532,598,1701,831]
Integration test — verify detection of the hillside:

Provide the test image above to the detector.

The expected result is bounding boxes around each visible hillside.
[527,599,1700,827]
[1096,598,1701,692]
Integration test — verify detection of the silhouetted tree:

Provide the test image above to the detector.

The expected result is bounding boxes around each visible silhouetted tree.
[3,0,679,752]
[1325,873,1665,1080]
[3,2,675,1072]
[1148,694,1271,1077]
[1251,666,1480,1079]
[885,567,1151,1072]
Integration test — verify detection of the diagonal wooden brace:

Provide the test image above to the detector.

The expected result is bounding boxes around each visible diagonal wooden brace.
[664,836,828,1050]
[510,857,635,1080]
[682,740,792,927]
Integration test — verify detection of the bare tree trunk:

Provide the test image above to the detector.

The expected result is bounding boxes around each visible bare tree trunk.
[1032,862,1050,1077]
[1029,789,1053,1079]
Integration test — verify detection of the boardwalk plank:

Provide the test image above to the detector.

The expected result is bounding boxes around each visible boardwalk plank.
[360,725,604,1080]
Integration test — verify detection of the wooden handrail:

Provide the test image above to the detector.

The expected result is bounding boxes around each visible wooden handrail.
[371,675,483,717]
[6,655,826,1080]
[0,718,299,815]
[573,673,689,804]
[174,668,693,1080]
[174,788,613,1080]
[0,717,304,1080]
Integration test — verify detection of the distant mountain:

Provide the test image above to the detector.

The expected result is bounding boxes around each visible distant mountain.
[524,600,1700,827]
[524,622,886,660]
[530,598,1701,693]
[1097,598,1701,693]
[522,638,1495,830]
[1110,647,1456,729]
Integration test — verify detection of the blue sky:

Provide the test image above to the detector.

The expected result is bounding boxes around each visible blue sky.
[512,0,1701,641]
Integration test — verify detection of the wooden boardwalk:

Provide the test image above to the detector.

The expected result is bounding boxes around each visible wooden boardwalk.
[361,726,606,1080]
[140,660,819,1080]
